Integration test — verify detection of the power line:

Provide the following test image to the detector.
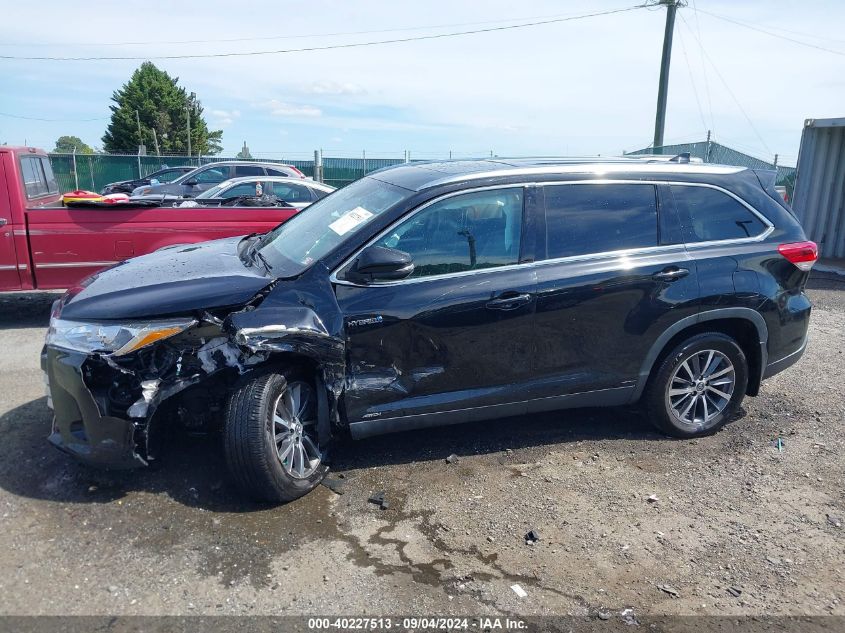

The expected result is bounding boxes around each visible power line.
[0,9,636,48]
[676,25,708,136]
[678,14,772,156]
[0,111,107,122]
[689,0,714,130]
[0,5,648,61]
[696,8,845,57]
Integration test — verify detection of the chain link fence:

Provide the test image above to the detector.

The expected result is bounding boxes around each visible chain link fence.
[51,141,797,195]
[48,152,412,192]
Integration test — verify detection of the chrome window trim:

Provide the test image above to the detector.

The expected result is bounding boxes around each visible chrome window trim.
[329,179,773,288]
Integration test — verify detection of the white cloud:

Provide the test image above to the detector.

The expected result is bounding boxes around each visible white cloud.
[209,109,240,127]
[263,100,322,118]
[300,81,365,96]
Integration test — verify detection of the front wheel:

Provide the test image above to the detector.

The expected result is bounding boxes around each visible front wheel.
[645,332,748,438]
[224,370,327,503]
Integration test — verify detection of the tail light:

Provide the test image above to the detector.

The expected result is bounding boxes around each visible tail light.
[778,241,818,271]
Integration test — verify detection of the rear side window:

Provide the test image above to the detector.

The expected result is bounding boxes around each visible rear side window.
[20,155,58,198]
[235,165,265,177]
[543,184,658,258]
[671,185,767,242]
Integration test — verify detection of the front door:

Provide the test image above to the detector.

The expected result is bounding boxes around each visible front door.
[335,186,538,431]
[0,159,21,290]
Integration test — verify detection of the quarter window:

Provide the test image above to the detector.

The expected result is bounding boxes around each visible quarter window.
[671,185,767,242]
[543,184,658,259]
[373,188,523,279]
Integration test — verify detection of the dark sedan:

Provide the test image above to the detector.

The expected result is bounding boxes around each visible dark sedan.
[100,166,194,195]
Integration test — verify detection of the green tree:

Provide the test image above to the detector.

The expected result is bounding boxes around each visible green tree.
[102,62,223,155]
[54,135,94,154]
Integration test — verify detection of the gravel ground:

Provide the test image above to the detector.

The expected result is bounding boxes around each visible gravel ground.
[0,273,842,619]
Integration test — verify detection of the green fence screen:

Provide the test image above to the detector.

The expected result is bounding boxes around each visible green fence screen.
[48,153,407,193]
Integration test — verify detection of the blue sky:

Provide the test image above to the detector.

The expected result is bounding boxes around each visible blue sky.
[1,0,843,165]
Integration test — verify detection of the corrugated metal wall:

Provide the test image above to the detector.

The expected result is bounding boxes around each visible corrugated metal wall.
[792,118,845,258]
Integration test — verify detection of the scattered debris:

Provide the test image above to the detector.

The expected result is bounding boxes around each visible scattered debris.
[657,583,679,598]
[368,491,389,510]
[727,586,742,598]
[487,535,495,543]
[510,584,527,598]
[321,477,347,496]
[620,608,639,626]
[775,436,784,452]
[647,494,660,503]
[525,529,541,544]
[597,611,611,621]
[445,453,459,464]
[827,515,842,528]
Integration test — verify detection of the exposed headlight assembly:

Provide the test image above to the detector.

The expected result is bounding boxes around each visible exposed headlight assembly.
[46,318,196,356]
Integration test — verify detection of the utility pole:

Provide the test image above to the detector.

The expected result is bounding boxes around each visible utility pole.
[185,106,191,157]
[135,110,143,144]
[652,0,683,153]
[151,129,160,157]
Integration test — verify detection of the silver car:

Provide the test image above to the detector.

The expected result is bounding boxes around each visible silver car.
[178,176,335,209]
[131,161,307,199]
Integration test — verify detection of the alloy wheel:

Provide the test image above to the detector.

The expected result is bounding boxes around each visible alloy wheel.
[666,349,736,427]
[272,381,321,479]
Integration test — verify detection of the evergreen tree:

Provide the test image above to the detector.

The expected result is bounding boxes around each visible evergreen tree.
[102,62,222,155]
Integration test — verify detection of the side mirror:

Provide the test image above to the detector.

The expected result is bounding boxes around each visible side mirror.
[183,179,198,187]
[347,246,413,284]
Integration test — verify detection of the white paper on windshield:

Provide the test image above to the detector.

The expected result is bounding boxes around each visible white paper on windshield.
[328,207,374,236]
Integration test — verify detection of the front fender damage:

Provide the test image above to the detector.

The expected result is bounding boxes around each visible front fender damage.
[223,306,346,447]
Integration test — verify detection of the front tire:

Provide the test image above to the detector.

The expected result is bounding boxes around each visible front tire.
[224,369,327,503]
[645,332,748,438]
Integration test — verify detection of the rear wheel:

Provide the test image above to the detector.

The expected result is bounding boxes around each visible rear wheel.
[645,333,748,438]
[224,369,327,503]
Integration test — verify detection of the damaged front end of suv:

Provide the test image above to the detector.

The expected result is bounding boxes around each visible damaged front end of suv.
[41,236,347,476]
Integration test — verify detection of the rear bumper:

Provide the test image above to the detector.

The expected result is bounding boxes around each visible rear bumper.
[41,346,147,469]
[763,335,808,380]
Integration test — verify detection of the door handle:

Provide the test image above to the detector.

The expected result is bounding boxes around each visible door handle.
[652,267,690,282]
[486,292,532,311]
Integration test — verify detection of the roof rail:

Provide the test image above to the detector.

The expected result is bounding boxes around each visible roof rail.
[668,152,691,163]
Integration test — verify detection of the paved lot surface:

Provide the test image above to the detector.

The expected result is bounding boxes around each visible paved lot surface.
[0,274,843,618]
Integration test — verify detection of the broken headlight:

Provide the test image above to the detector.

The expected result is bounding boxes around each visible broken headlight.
[45,318,196,357]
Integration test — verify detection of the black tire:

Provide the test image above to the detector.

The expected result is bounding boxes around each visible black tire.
[224,369,327,503]
[645,332,748,438]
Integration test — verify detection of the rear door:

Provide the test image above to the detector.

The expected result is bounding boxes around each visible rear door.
[336,186,539,427]
[529,181,698,404]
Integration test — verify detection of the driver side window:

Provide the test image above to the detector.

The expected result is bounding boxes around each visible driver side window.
[374,188,523,278]
[194,167,227,183]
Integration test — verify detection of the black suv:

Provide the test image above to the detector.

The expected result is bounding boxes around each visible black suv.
[42,157,816,502]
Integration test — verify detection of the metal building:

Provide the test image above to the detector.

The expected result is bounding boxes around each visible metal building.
[792,117,845,258]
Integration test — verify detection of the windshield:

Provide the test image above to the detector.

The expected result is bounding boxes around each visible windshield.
[256,177,408,277]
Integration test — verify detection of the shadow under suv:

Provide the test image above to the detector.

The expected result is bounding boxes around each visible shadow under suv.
[42,156,816,502]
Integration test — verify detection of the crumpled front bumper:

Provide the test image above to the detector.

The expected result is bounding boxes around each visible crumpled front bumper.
[41,346,148,469]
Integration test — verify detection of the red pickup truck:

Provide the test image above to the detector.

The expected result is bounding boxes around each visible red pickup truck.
[1,146,299,291]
